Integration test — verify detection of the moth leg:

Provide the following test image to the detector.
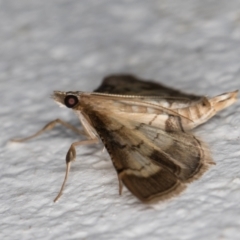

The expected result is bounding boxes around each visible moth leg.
[11,118,85,142]
[54,138,99,202]
[117,173,124,195]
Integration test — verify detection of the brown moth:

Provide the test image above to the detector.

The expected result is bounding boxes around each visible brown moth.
[12,75,238,203]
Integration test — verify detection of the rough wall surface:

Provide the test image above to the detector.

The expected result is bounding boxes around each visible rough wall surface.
[1,1,240,239]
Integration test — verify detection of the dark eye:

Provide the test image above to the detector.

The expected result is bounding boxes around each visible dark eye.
[64,95,79,108]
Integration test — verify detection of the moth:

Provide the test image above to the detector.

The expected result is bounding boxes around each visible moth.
[12,75,238,203]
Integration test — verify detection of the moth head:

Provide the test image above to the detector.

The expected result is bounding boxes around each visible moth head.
[52,91,81,109]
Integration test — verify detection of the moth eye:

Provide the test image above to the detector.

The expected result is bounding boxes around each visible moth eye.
[64,95,79,108]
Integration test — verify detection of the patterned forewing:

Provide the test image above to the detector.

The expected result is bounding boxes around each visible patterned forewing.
[138,124,212,182]
[83,105,211,202]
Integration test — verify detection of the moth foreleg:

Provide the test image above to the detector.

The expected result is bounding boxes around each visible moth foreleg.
[66,138,99,163]
[54,138,99,202]
[11,118,85,142]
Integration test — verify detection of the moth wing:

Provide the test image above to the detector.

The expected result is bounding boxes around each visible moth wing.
[94,74,202,100]
[88,111,212,203]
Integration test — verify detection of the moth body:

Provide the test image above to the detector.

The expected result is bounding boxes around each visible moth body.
[51,76,237,202]
[13,75,238,203]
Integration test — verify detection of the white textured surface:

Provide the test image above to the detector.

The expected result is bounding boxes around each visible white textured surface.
[1,1,240,239]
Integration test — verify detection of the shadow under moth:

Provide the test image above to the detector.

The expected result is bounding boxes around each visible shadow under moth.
[13,75,238,203]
